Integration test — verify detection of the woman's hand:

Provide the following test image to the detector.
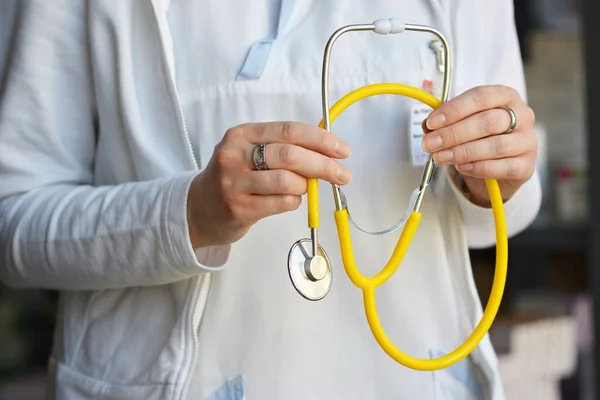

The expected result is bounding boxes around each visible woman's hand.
[421,85,537,207]
[187,122,352,248]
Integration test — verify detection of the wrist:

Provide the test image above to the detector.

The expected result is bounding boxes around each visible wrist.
[455,170,521,207]
[186,174,207,249]
[450,168,492,208]
[461,177,493,208]
[187,218,204,249]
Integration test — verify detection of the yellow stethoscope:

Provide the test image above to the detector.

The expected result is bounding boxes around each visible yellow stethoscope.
[287,19,508,371]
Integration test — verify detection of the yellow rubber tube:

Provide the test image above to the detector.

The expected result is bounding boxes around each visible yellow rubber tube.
[307,178,320,228]
[311,83,508,371]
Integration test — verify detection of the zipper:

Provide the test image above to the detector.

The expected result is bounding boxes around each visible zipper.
[180,277,208,400]
[174,87,199,169]
[149,2,203,399]
[150,0,199,171]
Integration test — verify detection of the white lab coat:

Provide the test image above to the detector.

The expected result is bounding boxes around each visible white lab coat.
[0,1,541,399]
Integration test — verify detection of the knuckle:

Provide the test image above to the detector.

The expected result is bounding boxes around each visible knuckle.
[445,101,461,121]
[223,126,244,143]
[280,121,299,142]
[494,135,512,157]
[229,196,254,224]
[222,193,241,219]
[525,106,536,124]
[323,158,338,180]
[272,170,291,193]
[216,127,245,168]
[505,85,519,99]
[523,165,535,181]
[474,86,491,108]
[506,160,522,179]
[530,131,539,149]
[219,175,234,193]
[519,157,536,181]
[446,125,462,147]
[527,161,536,179]
[483,111,499,132]
[214,146,236,169]
[320,130,331,148]
[278,144,297,165]
[282,195,302,211]
[477,162,491,177]
[456,145,470,163]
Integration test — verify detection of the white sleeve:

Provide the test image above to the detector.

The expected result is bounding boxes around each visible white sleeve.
[446,0,542,249]
[0,1,229,290]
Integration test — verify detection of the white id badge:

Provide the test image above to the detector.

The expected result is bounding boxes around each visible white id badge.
[409,101,433,167]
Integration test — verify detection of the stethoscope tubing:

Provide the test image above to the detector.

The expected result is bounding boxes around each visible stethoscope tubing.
[291,18,508,372]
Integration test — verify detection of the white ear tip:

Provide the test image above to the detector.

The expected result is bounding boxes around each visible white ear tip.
[389,18,406,33]
[373,18,392,34]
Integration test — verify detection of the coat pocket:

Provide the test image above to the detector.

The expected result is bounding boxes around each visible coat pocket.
[429,349,486,400]
[205,376,245,400]
[47,358,175,400]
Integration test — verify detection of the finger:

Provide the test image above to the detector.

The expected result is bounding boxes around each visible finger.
[225,121,351,158]
[247,194,303,222]
[426,85,521,130]
[239,170,308,196]
[422,107,529,153]
[454,156,536,181]
[431,130,536,166]
[421,119,431,134]
[253,142,352,185]
[239,121,352,159]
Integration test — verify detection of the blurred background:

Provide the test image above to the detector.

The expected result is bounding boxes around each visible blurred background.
[470,0,592,399]
[0,0,596,399]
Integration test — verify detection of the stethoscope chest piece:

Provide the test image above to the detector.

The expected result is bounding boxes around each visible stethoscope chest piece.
[287,238,332,301]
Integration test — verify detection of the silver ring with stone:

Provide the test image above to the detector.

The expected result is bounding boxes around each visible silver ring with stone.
[252,144,269,170]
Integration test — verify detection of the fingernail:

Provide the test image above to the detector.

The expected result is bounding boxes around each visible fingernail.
[458,163,473,172]
[435,150,454,163]
[422,135,443,152]
[336,141,352,157]
[426,113,446,130]
[338,167,353,184]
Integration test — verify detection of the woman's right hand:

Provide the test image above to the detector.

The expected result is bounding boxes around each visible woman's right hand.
[186,121,353,248]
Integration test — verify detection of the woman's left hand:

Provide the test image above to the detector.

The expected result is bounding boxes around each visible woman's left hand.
[422,85,537,207]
